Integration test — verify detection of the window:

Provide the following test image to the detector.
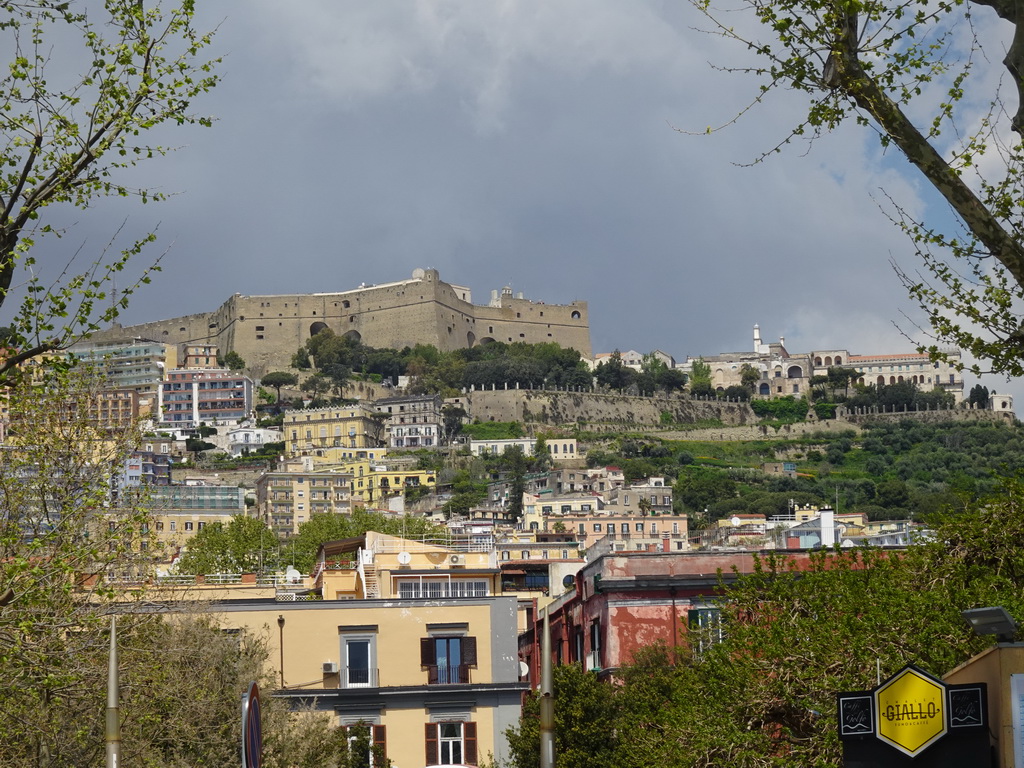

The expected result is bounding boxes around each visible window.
[342,635,376,688]
[421,636,477,684]
[398,581,488,599]
[425,722,477,766]
[341,724,386,767]
[587,620,602,671]
[690,607,724,656]
[170,521,176,532]
[184,521,193,531]
[593,523,602,532]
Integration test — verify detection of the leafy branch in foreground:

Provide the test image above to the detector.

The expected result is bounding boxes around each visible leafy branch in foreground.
[0,0,220,380]
[689,0,1024,376]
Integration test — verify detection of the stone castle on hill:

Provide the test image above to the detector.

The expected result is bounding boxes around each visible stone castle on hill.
[95,268,591,372]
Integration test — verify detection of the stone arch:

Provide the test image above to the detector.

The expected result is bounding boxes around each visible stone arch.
[897,376,904,383]
[479,336,496,346]
[467,331,476,346]
[814,356,822,366]
[835,356,843,365]
[787,365,802,378]
[890,376,896,385]
[824,356,833,366]
[343,330,361,343]
[571,310,581,319]
[309,321,328,337]
[877,375,885,386]
[759,383,770,395]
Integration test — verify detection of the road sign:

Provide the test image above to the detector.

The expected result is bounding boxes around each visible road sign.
[241,681,262,768]
[874,666,947,757]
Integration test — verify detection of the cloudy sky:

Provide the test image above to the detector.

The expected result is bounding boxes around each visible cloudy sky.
[12,1,1022,400]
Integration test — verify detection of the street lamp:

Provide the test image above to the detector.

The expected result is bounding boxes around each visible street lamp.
[962,606,1019,643]
[277,614,286,687]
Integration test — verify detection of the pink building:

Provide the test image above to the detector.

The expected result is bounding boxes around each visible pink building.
[158,368,254,426]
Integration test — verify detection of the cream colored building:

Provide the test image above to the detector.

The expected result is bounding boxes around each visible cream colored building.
[255,458,353,537]
[283,404,385,456]
[169,532,526,768]
[348,460,438,508]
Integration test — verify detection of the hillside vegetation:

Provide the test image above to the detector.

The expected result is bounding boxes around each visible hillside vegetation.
[582,418,1024,523]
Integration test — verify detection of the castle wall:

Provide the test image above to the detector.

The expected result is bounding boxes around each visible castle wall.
[459,389,756,429]
[92,269,591,371]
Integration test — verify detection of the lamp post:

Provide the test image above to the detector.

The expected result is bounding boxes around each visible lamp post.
[277,614,285,688]
[962,606,1019,643]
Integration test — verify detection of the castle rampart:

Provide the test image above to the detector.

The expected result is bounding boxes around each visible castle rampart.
[93,268,591,371]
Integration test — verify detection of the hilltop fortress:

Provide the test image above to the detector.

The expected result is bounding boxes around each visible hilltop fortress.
[96,268,591,371]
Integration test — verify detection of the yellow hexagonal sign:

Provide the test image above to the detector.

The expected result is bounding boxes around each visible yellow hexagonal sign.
[874,666,947,757]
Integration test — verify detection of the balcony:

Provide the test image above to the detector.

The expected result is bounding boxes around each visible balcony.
[342,667,379,689]
[426,664,471,685]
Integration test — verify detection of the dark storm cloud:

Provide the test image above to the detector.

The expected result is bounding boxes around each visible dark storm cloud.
[10,1,1016,397]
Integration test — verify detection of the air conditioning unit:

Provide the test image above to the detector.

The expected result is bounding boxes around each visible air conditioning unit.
[322,661,339,675]
[449,554,465,566]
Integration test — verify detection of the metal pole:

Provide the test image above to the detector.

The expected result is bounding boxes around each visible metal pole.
[539,607,555,768]
[277,614,285,688]
[106,616,121,768]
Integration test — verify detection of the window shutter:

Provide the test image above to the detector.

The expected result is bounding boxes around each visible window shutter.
[372,725,386,758]
[464,721,478,765]
[462,636,478,666]
[425,723,438,765]
[420,637,435,667]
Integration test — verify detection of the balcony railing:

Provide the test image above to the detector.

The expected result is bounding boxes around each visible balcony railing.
[343,667,379,688]
[427,664,471,685]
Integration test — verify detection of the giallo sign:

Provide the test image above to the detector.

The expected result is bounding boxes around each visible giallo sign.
[874,667,948,757]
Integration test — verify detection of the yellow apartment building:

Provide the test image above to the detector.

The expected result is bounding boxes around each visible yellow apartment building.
[255,459,354,537]
[348,461,438,508]
[199,532,525,767]
[283,404,385,456]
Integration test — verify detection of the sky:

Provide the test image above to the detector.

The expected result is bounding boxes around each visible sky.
[10,1,1022,402]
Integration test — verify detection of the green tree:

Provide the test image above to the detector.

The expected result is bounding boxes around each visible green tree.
[969,384,991,409]
[176,515,278,575]
[689,0,1024,376]
[263,371,299,403]
[441,403,467,444]
[674,468,737,515]
[0,1,220,381]
[501,445,531,521]
[739,363,761,393]
[222,350,246,371]
[689,358,714,398]
[505,664,619,768]
[301,371,331,405]
[595,350,636,392]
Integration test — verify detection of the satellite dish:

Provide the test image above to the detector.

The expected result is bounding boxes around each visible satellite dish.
[730,516,741,527]
[562,574,574,588]
[519,661,529,678]
[397,551,412,566]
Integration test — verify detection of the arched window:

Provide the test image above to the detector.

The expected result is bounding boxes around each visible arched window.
[814,356,822,366]
[824,356,833,366]
[571,310,581,319]
[835,356,843,365]
[310,321,328,336]
[787,366,802,378]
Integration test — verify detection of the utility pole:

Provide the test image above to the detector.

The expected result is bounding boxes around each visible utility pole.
[539,607,555,768]
[106,616,121,768]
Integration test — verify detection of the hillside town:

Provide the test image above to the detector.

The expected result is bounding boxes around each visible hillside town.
[0,268,1009,766]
